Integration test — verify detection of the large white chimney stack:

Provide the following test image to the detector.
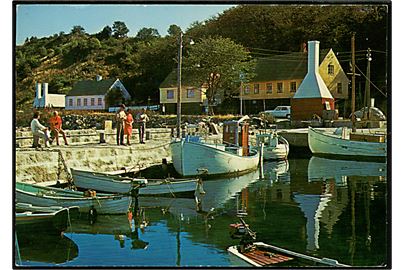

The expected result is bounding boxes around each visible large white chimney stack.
[308,40,320,74]
[293,40,333,99]
[36,82,42,98]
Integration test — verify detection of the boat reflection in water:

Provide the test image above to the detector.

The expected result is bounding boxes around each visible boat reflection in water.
[69,214,149,250]
[139,168,261,219]
[15,232,78,266]
[292,157,387,252]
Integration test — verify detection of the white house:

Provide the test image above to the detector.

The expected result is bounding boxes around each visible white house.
[33,82,66,108]
[65,76,131,110]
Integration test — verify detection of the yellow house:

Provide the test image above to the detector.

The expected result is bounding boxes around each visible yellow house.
[242,49,349,113]
[159,70,207,114]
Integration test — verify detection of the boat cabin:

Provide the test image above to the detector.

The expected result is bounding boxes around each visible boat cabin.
[223,121,250,156]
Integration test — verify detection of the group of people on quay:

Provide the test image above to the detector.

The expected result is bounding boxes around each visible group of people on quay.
[29,104,149,148]
[115,104,149,146]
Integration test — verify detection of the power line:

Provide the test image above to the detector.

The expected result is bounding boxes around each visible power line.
[355,63,387,97]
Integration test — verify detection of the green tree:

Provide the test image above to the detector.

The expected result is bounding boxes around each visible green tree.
[167,24,182,37]
[105,88,124,107]
[112,21,129,38]
[71,25,86,35]
[96,25,112,40]
[135,27,160,42]
[184,37,255,115]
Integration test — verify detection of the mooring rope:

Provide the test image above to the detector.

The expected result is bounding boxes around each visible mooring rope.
[14,232,22,266]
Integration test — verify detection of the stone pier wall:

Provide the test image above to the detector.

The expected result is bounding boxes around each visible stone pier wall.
[15,128,173,184]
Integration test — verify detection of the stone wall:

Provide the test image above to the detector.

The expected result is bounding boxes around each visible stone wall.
[15,128,173,184]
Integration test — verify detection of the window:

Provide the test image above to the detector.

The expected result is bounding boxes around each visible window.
[328,64,334,75]
[290,82,297,92]
[244,85,250,94]
[91,98,95,106]
[266,83,273,93]
[167,90,174,99]
[98,98,102,106]
[77,98,81,107]
[68,99,73,107]
[337,83,343,94]
[254,84,259,94]
[187,88,195,98]
[277,82,283,93]
[83,98,88,106]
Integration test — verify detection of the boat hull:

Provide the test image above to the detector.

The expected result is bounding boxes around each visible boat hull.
[71,169,197,197]
[16,208,70,235]
[308,127,387,158]
[170,140,260,177]
[16,182,131,215]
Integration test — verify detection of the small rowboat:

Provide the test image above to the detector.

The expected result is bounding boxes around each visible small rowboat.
[228,218,350,267]
[16,182,132,215]
[71,168,199,197]
[15,203,79,235]
[228,242,350,267]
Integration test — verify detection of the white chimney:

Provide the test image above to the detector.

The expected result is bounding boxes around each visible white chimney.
[96,75,103,81]
[308,40,320,74]
[42,82,48,96]
[36,82,42,98]
[293,41,333,99]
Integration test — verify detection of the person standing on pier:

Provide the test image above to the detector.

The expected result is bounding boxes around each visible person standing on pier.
[49,111,69,146]
[124,108,134,145]
[116,104,127,145]
[137,108,149,144]
[30,111,50,148]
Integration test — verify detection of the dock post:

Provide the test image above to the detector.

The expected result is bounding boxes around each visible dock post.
[259,143,264,179]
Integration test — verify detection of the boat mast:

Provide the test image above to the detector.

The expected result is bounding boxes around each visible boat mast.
[351,33,356,132]
[176,32,183,138]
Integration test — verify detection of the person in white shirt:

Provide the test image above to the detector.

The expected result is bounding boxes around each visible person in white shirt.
[30,111,50,148]
[116,104,127,145]
[137,108,149,144]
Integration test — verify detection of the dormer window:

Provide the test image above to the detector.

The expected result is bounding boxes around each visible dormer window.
[328,64,334,75]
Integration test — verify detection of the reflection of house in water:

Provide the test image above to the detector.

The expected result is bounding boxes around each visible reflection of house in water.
[292,182,334,251]
[296,157,388,252]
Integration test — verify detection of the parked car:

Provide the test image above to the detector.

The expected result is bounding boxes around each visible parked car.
[261,106,291,119]
[350,107,386,121]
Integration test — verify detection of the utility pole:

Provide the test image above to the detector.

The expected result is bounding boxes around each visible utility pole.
[365,48,372,120]
[351,33,356,132]
[176,32,183,138]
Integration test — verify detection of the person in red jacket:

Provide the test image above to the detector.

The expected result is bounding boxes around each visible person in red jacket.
[49,111,68,145]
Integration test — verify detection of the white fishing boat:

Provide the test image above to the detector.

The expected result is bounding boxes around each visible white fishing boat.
[170,117,260,177]
[256,130,289,160]
[71,168,198,197]
[308,126,387,158]
[16,182,131,215]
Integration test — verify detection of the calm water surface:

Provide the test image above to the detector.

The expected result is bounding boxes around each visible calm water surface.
[15,157,388,267]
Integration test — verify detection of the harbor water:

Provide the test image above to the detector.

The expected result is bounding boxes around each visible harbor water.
[15,157,388,267]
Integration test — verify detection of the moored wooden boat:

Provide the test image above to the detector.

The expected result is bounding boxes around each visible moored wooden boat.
[228,218,350,267]
[256,131,289,160]
[15,204,79,235]
[171,118,260,177]
[71,168,198,197]
[15,182,132,215]
[228,242,350,267]
[308,126,387,158]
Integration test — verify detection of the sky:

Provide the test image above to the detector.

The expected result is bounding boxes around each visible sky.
[15,4,235,44]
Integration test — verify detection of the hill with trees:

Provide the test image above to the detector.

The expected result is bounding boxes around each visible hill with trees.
[15,5,389,112]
